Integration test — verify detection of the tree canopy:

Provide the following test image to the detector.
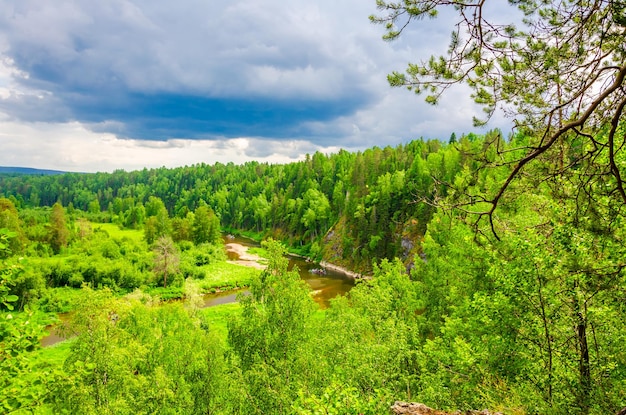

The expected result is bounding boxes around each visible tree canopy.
[372,0,626,235]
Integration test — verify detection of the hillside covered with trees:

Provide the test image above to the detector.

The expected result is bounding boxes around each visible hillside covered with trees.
[1,126,625,414]
[0,134,470,273]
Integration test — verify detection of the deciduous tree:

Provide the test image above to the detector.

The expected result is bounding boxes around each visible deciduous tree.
[228,239,314,414]
[48,202,69,254]
[0,198,24,256]
[192,205,221,245]
[153,235,180,288]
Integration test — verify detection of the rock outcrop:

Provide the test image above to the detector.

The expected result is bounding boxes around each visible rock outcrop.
[391,402,503,415]
[392,402,626,415]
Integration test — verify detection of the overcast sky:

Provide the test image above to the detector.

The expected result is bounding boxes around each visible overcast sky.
[0,0,510,173]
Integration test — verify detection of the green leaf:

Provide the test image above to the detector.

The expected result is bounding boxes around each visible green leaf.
[5,295,18,303]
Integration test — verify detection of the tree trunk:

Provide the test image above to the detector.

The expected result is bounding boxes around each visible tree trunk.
[537,273,553,402]
[163,254,168,288]
[576,310,591,414]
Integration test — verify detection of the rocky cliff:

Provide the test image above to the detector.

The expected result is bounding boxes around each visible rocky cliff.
[390,402,503,415]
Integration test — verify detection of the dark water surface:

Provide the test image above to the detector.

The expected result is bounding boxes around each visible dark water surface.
[41,312,72,347]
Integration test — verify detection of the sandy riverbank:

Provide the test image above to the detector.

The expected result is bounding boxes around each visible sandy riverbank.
[225,242,369,280]
[225,243,266,269]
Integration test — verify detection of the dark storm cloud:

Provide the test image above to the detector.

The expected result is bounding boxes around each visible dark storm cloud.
[0,0,517,173]
[80,92,370,141]
[0,0,382,142]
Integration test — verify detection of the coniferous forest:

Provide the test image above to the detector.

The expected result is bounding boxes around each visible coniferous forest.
[1,127,626,414]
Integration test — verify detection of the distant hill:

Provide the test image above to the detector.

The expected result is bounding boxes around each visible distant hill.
[0,166,67,175]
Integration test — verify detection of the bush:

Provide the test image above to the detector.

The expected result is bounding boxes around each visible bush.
[30,253,151,291]
[7,261,46,310]
[180,263,205,280]
[36,287,85,313]
[147,286,185,301]
[177,240,194,252]
[99,239,121,259]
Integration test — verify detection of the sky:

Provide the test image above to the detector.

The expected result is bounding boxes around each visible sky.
[0,0,511,173]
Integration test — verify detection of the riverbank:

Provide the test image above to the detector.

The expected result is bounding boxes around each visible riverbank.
[319,261,371,280]
[225,243,266,269]
[226,241,367,281]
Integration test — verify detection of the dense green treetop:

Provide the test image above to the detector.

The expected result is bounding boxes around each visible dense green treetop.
[0,132,625,413]
[0,139,470,270]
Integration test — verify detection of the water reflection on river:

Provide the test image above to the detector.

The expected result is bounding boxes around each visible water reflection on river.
[211,235,355,309]
[288,256,355,308]
[41,312,72,347]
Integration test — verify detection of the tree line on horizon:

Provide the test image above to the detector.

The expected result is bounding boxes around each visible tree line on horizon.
[0,133,485,271]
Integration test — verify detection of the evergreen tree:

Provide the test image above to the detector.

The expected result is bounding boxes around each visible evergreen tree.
[374,1,626,227]
[48,202,69,254]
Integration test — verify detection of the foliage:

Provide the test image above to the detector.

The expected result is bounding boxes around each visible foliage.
[407,171,626,414]
[27,252,150,292]
[293,380,393,415]
[0,138,459,271]
[0,198,25,255]
[0,233,56,414]
[228,239,316,414]
[152,235,180,288]
[52,289,229,414]
[0,308,54,414]
[192,204,222,245]
[373,1,626,238]
[0,229,20,310]
[1,133,626,414]
[144,196,171,245]
[48,202,69,254]
[36,287,87,313]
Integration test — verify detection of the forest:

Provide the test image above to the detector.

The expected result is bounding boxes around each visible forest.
[1,126,625,414]
[2,1,626,414]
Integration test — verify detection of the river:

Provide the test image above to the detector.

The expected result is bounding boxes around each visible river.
[211,235,355,308]
[42,237,355,347]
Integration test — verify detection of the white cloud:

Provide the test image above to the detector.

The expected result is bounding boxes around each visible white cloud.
[0,0,517,171]
[0,118,348,172]
[0,0,391,98]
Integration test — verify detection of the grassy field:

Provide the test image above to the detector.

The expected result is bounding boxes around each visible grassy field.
[92,223,145,244]
[200,302,241,343]
[33,337,74,368]
[92,222,258,291]
[198,261,260,292]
